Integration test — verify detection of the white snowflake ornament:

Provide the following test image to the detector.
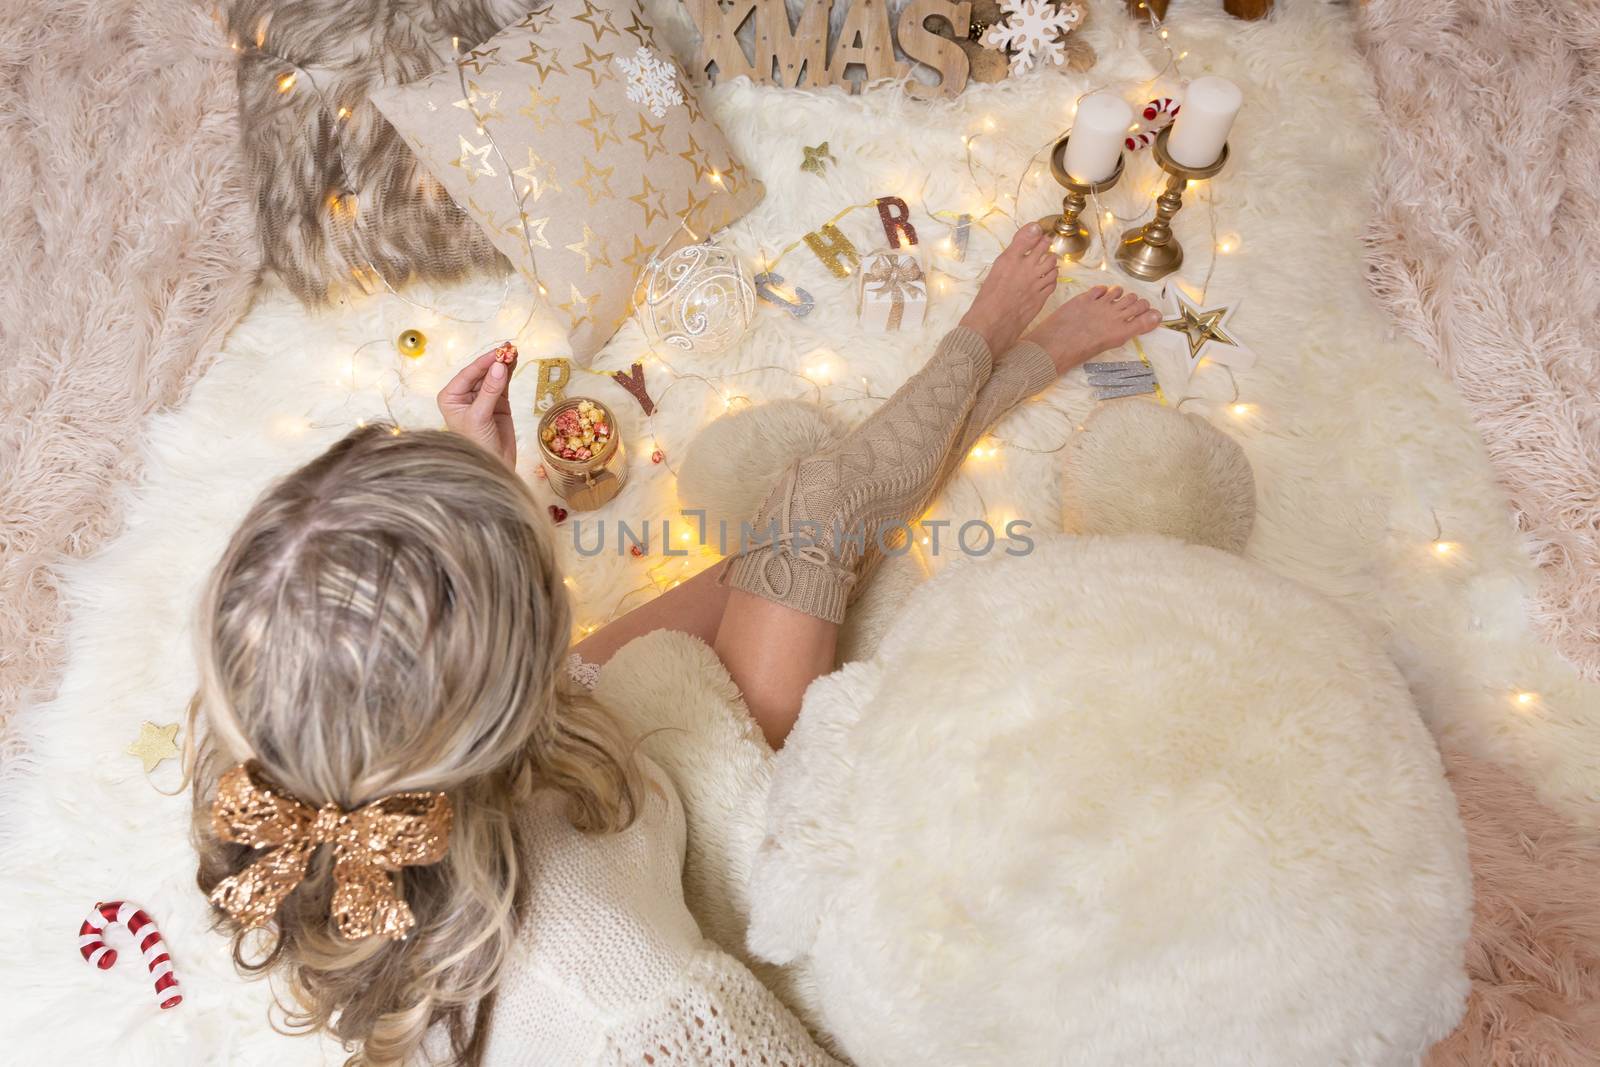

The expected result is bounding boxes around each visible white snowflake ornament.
[982,0,1083,76]
[614,46,684,119]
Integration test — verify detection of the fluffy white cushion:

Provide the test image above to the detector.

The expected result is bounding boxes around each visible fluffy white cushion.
[748,535,1472,1066]
[675,399,842,537]
[1062,399,1256,553]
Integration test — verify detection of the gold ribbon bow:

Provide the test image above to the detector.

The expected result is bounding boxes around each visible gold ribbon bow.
[208,763,453,941]
[862,254,925,331]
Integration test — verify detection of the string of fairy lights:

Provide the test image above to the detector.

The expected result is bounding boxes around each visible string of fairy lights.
[227,7,1541,709]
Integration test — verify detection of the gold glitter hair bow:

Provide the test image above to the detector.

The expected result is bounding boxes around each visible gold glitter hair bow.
[208,763,453,941]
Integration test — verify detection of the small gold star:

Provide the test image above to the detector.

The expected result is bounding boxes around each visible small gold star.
[573,0,620,43]
[573,43,616,88]
[452,80,502,125]
[1161,295,1239,363]
[622,234,654,279]
[557,283,598,329]
[576,99,620,152]
[801,142,835,176]
[679,132,710,180]
[516,39,567,81]
[126,721,180,774]
[681,184,713,231]
[513,147,560,200]
[517,3,557,32]
[459,46,500,74]
[506,212,551,248]
[565,223,613,272]
[574,158,615,205]
[622,10,653,48]
[628,114,669,160]
[630,174,670,227]
[450,134,497,182]
[468,198,509,237]
[683,92,706,126]
[517,85,562,132]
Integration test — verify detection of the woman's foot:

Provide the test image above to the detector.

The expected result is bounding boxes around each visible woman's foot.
[1025,285,1163,375]
[958,223,1059,355]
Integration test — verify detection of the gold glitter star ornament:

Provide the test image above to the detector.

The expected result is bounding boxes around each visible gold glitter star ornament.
[1139,283,1257,401]
[127,721,180,773]
[801,142,835,176]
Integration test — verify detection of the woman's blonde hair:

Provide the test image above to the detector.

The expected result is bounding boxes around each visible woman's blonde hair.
[189,424,640,1065]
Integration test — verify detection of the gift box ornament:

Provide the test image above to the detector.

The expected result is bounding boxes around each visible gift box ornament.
[856,249,927,332]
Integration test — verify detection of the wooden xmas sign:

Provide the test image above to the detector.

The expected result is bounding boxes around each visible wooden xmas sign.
[684,0,975,98]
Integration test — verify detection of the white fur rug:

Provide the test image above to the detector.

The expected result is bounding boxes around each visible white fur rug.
[3,0,1598,1061]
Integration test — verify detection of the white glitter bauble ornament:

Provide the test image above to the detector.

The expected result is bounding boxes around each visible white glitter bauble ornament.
[636,243,755,354]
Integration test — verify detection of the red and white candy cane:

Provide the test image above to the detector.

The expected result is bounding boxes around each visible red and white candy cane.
[1125,97,1182,151]
[78,901,183,1010]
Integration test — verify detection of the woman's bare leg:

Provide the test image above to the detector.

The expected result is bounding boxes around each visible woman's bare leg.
[570,564,730,666]
[713,593,837,748]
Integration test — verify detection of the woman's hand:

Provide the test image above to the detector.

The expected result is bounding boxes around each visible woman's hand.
[437,345,518,470]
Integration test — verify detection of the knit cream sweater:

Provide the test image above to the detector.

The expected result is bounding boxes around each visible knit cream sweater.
[465,755,839,1065]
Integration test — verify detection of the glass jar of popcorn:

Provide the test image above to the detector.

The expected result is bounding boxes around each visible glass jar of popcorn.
[537,397,627,511]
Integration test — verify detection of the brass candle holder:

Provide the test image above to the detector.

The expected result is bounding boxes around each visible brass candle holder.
[1037,135,1125,263]
[1115,127,1230,282]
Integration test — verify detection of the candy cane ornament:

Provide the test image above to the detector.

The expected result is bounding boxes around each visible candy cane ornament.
[78,901,183,1010]
[1125,97,1181,151]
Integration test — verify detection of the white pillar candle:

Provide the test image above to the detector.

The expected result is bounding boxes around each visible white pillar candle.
[1166,76,1242,169]
[1064,93,1133,184]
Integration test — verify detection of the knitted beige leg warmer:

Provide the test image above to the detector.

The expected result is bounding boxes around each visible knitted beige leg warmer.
[723,328,1056,624]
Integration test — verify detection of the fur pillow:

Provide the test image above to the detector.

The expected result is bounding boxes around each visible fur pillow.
[223,0,533,302]
[370,0,763,362]
[750,536,1473,1064]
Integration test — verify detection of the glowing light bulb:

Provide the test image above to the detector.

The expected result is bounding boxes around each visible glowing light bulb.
[709,170,724,186]
[1179,51,1190,59]
[1218,235,1240,254]
[680,531,691,542]
[1514,691,1538,707]
[275,71,297,93]
[337,106,351,120]
[1159,28,1169,39]
[983,116,996,130]
[1230,403,1252,417]
[1432,540,1457,557]
[1103,210,1115,224]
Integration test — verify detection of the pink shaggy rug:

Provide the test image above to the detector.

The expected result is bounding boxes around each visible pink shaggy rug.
[1359,0,1600,680]
[1433,747,1600,1065]
[0,0,257,749]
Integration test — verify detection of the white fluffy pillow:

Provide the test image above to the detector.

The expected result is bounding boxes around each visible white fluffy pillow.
[749,535,1472,1066]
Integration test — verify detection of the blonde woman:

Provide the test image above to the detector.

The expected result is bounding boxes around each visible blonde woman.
[190,225,1159,1065]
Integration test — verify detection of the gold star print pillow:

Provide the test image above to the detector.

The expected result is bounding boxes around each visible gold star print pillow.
[370,0,763,363]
